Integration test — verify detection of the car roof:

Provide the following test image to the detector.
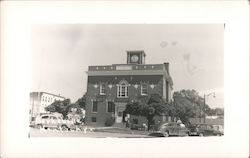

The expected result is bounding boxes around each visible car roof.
[40,114,59,117]
[192,123,211,125]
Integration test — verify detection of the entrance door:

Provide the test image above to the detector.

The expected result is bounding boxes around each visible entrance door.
[116,109,123,123]
[115,103,126,123]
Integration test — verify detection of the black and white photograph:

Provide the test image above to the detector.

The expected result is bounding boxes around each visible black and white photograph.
[1,1,249,158]
[29,24,224,138]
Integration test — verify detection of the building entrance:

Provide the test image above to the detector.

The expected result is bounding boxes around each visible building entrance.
[115,102,126,123]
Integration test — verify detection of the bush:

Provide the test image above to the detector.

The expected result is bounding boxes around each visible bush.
[105,117,115,126]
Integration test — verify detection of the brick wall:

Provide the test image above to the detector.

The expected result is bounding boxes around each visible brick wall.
[85,75,171,126]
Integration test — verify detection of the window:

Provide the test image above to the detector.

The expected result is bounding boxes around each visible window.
[141,84,148,95]
[100,83,106,95]
[50,116,57,120]
[91,117,97,122]
[92,101,98,113]
[41,116,49,119]
[107,101,115,113]
[117,80,128,98]
[118,112,123,117]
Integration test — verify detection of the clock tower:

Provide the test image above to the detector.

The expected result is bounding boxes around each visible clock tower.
[127,50,146,64]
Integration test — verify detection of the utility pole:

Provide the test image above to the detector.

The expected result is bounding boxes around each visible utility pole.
[204,92,215,124]
[200,101,202,123]
[204,94,206,123]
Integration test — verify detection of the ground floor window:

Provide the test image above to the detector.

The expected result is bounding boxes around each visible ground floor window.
[92,101,98,113]
[107,101,115,113]
[91,117,97,122]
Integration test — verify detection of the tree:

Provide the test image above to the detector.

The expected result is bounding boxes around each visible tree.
[124,94,167,130]
[45,99,71,119]
[172,89,213,124]
[75,94,86,109]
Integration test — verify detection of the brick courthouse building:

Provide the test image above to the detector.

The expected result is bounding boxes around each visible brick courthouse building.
[85,50,173,126]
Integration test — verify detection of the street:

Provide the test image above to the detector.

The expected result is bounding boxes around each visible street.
[29,127,152,138]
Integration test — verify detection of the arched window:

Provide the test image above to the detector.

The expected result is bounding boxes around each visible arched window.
[117,80,129,98]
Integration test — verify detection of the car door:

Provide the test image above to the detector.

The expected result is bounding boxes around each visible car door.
[173,123,181,135]
[198,125,206,135]
[168,123,177,135]
[205,125,214,136]
[49,116,58,128]
[41,115,50,127]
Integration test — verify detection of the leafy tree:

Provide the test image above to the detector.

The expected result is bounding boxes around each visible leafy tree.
[45,95,87,119]
[124,94,167,130]
[45,99,71,119]
[75,94,86,109]
[171,89,214,124]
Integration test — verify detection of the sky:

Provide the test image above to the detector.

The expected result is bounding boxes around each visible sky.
[31,24,224,108]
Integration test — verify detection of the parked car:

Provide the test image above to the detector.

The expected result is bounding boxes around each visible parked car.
[34,114,74,130]
[188,124,223,136]
[149,122,190,137]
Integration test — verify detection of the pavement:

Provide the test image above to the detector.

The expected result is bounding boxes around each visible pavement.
[94,127,150,135]
[29,127,152,138]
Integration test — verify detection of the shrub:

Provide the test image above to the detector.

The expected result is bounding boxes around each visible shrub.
[105,117,115,126]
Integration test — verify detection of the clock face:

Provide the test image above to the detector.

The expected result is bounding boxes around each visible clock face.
[131,55,139,62]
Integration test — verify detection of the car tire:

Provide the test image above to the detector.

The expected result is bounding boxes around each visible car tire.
[61,125,68,131]
[164,131,169,137]
[37,124,43,129]
[199,133,204,137]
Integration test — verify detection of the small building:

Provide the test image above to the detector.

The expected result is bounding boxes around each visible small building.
[29,92,65,121]
[85,50,173,127]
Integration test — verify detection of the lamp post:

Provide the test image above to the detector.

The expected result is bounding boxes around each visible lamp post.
[203,92,215,123]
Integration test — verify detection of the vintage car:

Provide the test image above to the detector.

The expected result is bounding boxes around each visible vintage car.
[188,124,223,136]
[34,114,74,130]
[149,122,190,137]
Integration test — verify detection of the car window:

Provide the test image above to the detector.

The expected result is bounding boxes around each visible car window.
[207,125,213,130]
[50,116,57,120]
[41,116,49,119]
[199,125,206,129]
[165,123,173,127]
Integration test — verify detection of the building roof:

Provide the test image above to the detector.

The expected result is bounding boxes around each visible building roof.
[88,64,166,71]
[30,92,65,99]
[86,63,173,87]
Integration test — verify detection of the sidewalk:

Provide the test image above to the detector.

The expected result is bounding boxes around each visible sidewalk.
[94,127,150,135]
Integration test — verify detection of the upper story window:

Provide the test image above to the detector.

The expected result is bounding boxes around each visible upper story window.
[92,100,98,113]
[117,80,129,98]
[141,83,148,96]
[100,83,106,95]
